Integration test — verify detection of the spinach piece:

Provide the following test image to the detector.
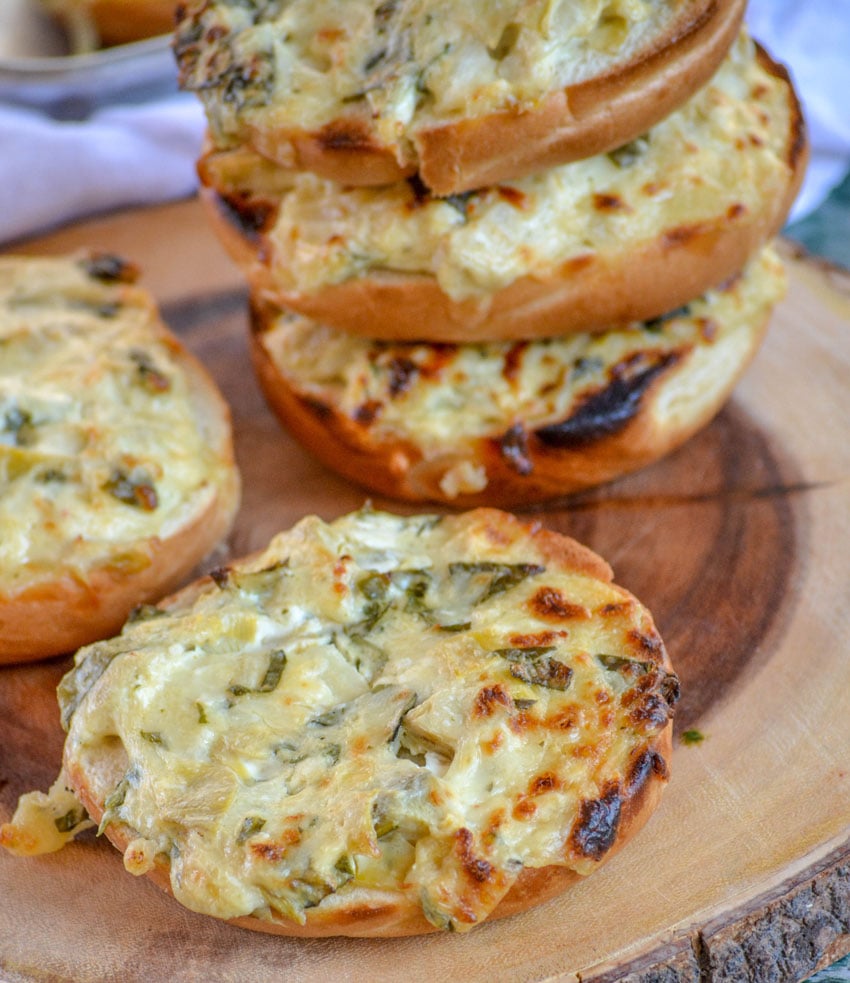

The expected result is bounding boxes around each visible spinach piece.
[495,647,573,691]
[228,649,287,698]
[236,816,266,844]
[448,562,545,604]
[54,806,87,833]
[104,467,158,511]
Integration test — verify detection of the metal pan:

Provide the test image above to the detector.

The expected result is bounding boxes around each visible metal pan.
[0,0,176,118]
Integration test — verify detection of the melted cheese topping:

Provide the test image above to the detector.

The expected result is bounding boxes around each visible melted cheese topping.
[0,255,227,591]
[222,35,795,301]
[176,0,681,150]
[258,247,785,495]
[0,773,92,856]
[55,509,676,931]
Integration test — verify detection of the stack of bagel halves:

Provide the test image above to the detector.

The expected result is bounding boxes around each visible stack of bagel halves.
[174,0,806,508]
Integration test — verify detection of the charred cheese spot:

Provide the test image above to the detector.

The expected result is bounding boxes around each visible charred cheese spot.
[544,705,582,732]
[662,222,709,248]
[627,628,665,661]
[512,772,562,822]
[561,253,597,274]
[628,694,673,731]
[354,400,383,425]
[205,25,227,44]
[214,190,276,242]
[593,192,630,212]
[387,357,419,397]
[333,557,352,596]
[598,601,634,617]
[626,747,670,794]
[513,799,537,820]
[535,350,682,448]
[497,423,534,476]
[209,566,232,589]
[251,831,301,862]
[299,394,334,421]
[455,828,494,884]
[698,317,719,342]
[529,772,560,796]
[529,587,590,622]
[473,685,513,718]
[502,342,528,385]
[496,186,527,209]
[569,782,622,861]
[482,809,505,846]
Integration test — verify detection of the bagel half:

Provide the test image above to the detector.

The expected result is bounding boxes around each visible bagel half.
[175,0,745,195]
[249,246,785,507]
[202,37,805,343]
[4,507,678,936]
[0,253,240,663]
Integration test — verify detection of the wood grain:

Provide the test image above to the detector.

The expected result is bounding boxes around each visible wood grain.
[1,202,849,982]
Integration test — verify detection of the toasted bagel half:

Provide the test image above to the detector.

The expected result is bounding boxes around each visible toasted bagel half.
[0,253,240,663]
[249,247,785,507]
[202,37,805,343]
[176,0,745,195]
[15,507,679,935]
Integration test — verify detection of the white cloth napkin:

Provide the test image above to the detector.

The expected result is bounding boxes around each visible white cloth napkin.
[0,93,205,244]
[0,0,848,245]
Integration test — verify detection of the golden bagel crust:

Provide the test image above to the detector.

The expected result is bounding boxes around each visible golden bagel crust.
[249,247,785,507]
[41,0,176,48]
[175,0,745,194]
[49,507,677,936]
[0,253,240,663]
[201,39,806,343]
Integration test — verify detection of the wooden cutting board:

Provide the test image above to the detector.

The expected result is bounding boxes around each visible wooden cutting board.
[1,200,849,983]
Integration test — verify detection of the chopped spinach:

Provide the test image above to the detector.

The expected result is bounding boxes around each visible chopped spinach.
[54,805,87,833]
[228,649,287,698]
[104,467,158,511]
[448,562,545,604]
[607,135,650,168]
[237,815,266,844]
[495,646,573,691]
[2,406,36,447]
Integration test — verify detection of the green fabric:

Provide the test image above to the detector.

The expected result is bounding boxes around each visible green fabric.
[786,168,850,269]
[809,952,850,981]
